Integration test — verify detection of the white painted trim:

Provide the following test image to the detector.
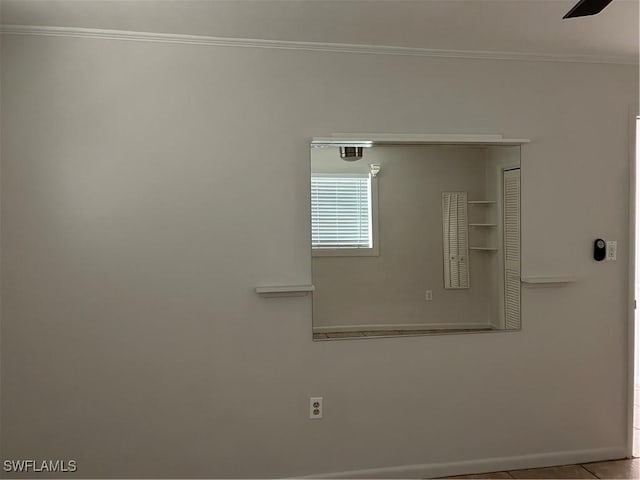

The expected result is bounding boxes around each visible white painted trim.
[0,25,637,65]
[312,134,530,146]
[313,323,490,333]
[297,446,626,479]
[626,109,639,458]
[333,133,505,141]
[495,162,506,329]
[255,285,314,297]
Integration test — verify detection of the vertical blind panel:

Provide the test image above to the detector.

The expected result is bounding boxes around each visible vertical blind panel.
[503,169,521,329]
[311,174,372,248]
[442,192,469,289]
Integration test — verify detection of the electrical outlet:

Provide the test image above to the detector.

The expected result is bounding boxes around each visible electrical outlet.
[425,290,433,301]
[309,397,323,419]
[606,240,617,261]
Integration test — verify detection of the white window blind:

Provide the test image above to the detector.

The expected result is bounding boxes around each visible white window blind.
[311,173,372,249]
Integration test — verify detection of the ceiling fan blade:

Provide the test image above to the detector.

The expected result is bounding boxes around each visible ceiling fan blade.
[563,0,614,18]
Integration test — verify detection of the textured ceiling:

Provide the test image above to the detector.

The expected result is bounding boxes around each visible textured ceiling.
[1,0,638,61]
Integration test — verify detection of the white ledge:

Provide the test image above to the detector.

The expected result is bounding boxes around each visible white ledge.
[312,133,530,146]
[255,285,315,297]
[521,275,577,285]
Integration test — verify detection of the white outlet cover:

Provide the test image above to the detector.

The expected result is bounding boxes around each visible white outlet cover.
[309,397,323,419]
[425,290,433,301]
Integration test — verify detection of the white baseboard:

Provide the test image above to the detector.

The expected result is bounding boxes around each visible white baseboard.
[313,322,490,333]
[297,446,627,479]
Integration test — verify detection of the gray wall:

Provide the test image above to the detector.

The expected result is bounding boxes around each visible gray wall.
[312,145,493,330]
[0,31,637,478]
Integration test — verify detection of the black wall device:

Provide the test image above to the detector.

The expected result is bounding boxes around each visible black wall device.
[594,238,606,261]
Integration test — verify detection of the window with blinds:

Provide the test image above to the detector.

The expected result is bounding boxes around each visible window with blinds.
[311,173,374,252]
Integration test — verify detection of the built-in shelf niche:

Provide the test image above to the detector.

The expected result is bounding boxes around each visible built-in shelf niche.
[468,200,498,251]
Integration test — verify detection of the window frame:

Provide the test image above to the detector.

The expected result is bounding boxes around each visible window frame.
[311,173,380,257]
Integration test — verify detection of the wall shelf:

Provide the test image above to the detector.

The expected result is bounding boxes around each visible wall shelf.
[314,133,531,146]
[520,276,576,285]
[255,285,315,297]
[468,199,497,252]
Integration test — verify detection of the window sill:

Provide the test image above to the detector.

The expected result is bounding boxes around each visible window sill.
[312,247,380,257]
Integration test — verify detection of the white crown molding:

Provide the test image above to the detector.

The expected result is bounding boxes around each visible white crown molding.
[1,24,637,65]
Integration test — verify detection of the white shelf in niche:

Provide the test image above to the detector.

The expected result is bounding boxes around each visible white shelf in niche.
[468,200,497,252]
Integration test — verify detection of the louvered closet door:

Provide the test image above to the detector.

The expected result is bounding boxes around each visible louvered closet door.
[442,192,469,289]
[503,168,521,329]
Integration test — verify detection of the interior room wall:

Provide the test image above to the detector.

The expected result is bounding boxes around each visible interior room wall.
[0,31,637,478]
[311,145,492,330]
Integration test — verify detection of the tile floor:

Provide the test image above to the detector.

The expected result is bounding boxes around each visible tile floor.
[444,459,640,479]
